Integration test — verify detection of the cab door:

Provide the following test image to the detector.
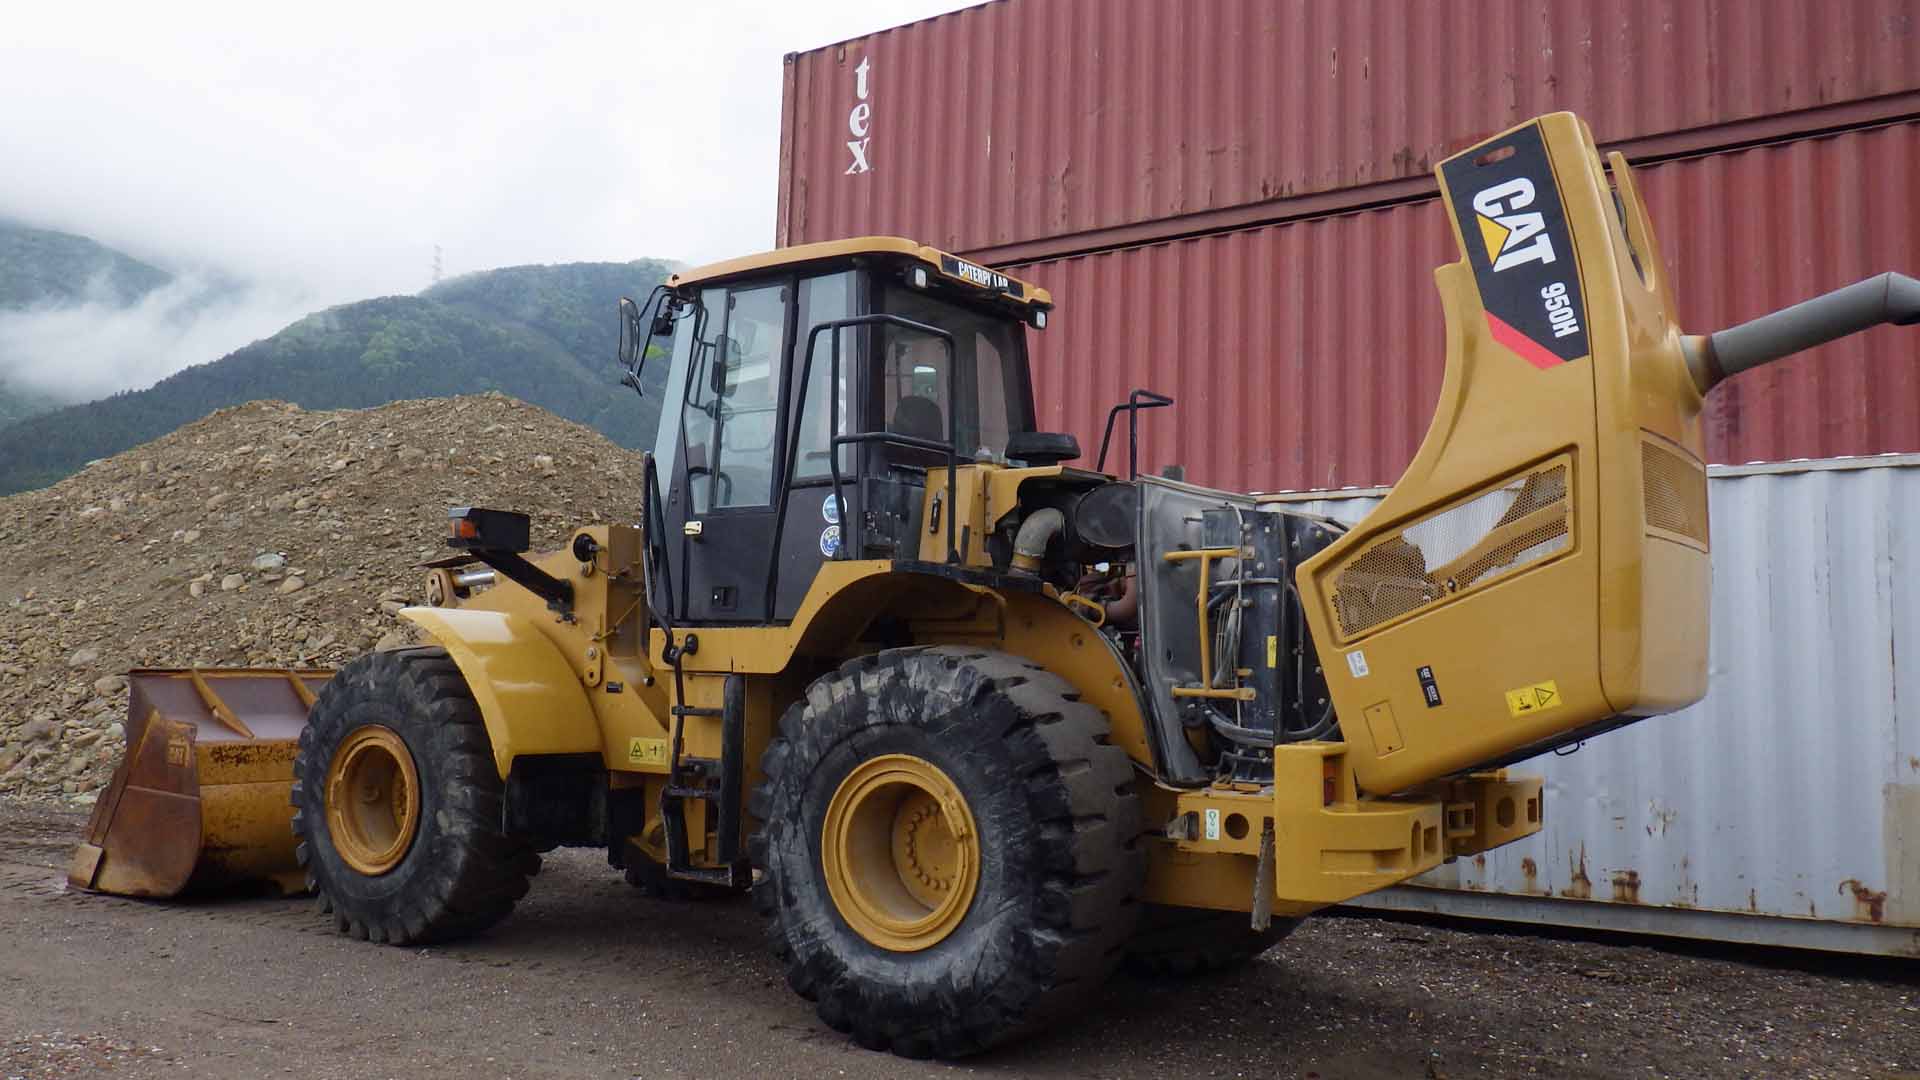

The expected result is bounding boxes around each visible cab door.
[662,281,790,622]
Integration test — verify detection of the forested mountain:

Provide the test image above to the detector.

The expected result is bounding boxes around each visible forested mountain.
[0,221,173,309]
[0,222,181,430]
[0,379,61,430]
[0,259,675,494]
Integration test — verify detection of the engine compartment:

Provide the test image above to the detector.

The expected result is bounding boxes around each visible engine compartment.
[992,472,1346,788]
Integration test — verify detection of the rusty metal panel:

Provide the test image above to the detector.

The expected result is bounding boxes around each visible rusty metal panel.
[1275,457,1920,955]
[1010,122,1920,492]
[777,0,1920,254]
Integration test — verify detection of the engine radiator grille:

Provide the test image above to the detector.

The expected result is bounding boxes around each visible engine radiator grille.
[1333,459,1572,639]
[1641,437,1709,545]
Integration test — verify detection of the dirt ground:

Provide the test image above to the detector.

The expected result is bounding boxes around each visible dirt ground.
[2,801,1914,1080]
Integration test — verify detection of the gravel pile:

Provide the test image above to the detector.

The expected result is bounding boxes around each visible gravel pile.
[0,394,646,801]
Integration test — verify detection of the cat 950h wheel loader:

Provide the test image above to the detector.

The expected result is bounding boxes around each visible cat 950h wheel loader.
[73,113,1919,1056]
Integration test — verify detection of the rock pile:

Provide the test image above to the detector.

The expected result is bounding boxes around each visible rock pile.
[0,394,647,801]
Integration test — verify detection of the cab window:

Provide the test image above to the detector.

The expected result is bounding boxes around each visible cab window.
[680,283,788,511]
[791,272,858,481]
[876,284,1032,460]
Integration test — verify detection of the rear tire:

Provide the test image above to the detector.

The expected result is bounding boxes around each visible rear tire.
[1123,904,1299,977]
[750,646,1145,1058]
[291,646,538,945]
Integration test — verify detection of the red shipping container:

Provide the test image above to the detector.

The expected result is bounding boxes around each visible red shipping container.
[779,0,1920,258]
[1014,122,1920,493]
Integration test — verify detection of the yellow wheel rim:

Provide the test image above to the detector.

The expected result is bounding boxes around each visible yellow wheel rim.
[821,754,980,952]
[325,725,421,876]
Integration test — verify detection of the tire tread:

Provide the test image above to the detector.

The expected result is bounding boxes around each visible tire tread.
[751,646,1146,1057]
[290,647,535,946]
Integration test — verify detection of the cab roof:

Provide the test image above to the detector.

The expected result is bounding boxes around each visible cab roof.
[669,236,1053,308]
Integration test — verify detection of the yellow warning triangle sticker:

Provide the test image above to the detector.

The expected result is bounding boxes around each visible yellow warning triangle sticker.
[1505,680,1563,719]
[1477,214,1510,263]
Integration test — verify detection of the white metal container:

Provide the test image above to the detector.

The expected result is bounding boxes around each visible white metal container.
[1268,455,1920,956]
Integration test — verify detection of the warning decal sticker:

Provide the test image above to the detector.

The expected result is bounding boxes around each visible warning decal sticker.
[1441,123,1590,370]
[627,737,668,767]
[1504,680,1562,719]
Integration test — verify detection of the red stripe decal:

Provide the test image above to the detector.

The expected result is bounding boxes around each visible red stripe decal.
[1484,312,1563,371]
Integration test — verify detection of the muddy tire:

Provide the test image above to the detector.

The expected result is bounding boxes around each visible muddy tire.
[750,646,1144,1058]
[1123,904,1299,977]
[291,646,538,945]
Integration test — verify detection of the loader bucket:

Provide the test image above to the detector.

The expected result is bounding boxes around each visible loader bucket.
[68,668,332,898]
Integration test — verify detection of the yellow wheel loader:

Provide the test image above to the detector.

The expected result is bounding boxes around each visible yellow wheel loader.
[72,113,1919,1056]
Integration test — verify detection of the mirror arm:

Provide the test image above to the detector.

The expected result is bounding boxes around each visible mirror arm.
[616,285,681,398]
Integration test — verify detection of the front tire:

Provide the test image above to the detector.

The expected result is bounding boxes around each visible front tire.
[291,647,538,944]
[750,646,1145,1058]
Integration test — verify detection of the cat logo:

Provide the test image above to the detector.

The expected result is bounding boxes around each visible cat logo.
[1440,121,1590,368]
[1472,179,1558,272]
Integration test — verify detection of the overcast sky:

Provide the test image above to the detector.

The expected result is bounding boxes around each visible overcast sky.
[0,1,977,396]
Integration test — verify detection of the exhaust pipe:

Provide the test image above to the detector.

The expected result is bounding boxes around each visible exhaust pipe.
[1685,271,1920,392]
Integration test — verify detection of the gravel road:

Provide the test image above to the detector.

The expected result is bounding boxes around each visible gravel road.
[3,800,1914,1079]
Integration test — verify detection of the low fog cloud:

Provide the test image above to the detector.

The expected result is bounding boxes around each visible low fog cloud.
[0,274,318,402]
[1,1,975,399]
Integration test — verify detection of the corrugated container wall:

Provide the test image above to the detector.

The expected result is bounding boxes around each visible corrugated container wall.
[1018,201,1454,492]
[1016,122,1920,493]
[1276,459,1920,956]
[779,0,1920,258]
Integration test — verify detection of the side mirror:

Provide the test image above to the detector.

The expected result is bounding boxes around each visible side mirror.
[617,296,644,372]
[618,290,684,397]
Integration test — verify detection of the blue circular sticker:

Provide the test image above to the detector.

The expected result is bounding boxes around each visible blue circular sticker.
[822,493,843,524]
[819,525,841,557]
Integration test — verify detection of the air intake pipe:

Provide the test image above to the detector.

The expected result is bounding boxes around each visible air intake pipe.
[1684,271,1920,393]
[1011,508,1065,574]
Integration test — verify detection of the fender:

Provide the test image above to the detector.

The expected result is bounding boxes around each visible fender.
[988,588,1161,777]
[399,607,603,778]
[682,563,1160,775]
[800,569,1161,775]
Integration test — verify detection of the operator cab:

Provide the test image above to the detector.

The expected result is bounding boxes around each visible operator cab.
[629,238,1056,624]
